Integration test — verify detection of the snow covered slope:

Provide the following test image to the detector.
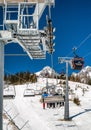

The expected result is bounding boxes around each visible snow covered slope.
[3,78,91,130]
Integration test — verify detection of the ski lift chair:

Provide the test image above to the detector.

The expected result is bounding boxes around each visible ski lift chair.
[72,47,84,70]
[72,57,84,70]
[3,85,16,99]
[23,89,35,97]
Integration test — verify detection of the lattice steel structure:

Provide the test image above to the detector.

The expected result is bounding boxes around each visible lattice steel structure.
[0,0,55,59]
[0,0,55,129]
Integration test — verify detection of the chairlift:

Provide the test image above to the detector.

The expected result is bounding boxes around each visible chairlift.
[23,88,35,97]
[72,48,84,70]
[3,85,16,99]
[72,57,84,70]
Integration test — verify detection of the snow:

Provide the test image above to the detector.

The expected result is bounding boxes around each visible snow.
[72,66,91,79]
[36,66,59,77]
[3,78,91,130]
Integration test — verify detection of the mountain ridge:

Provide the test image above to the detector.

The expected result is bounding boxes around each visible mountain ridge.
[71,66,91,83]
[36,66,59,78]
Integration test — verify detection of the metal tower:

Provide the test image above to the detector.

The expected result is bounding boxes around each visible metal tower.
[58,57,72,120]
[0,0,55,129]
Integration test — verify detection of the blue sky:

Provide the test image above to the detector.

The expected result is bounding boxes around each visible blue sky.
[4,0,91,75]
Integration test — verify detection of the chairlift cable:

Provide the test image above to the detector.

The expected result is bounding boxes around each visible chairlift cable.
[83,51,91,58]
[77,33,91,50]
[66,33,91,57]
[65,33,91,70]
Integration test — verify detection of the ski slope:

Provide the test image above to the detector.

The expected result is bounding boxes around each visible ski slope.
[3,78,91,130]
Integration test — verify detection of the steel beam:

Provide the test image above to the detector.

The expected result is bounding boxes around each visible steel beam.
[64,61,69,120]
[0,0,54,4]
[0,41,4,130]
[58,57,71,120]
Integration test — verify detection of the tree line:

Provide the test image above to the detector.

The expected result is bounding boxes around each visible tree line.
[4,71,91,85]
[70,75,91,85]
[4,71,37,85]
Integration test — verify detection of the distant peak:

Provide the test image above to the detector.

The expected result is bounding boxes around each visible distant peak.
[43,66,52,70]
[36,66,59,77]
